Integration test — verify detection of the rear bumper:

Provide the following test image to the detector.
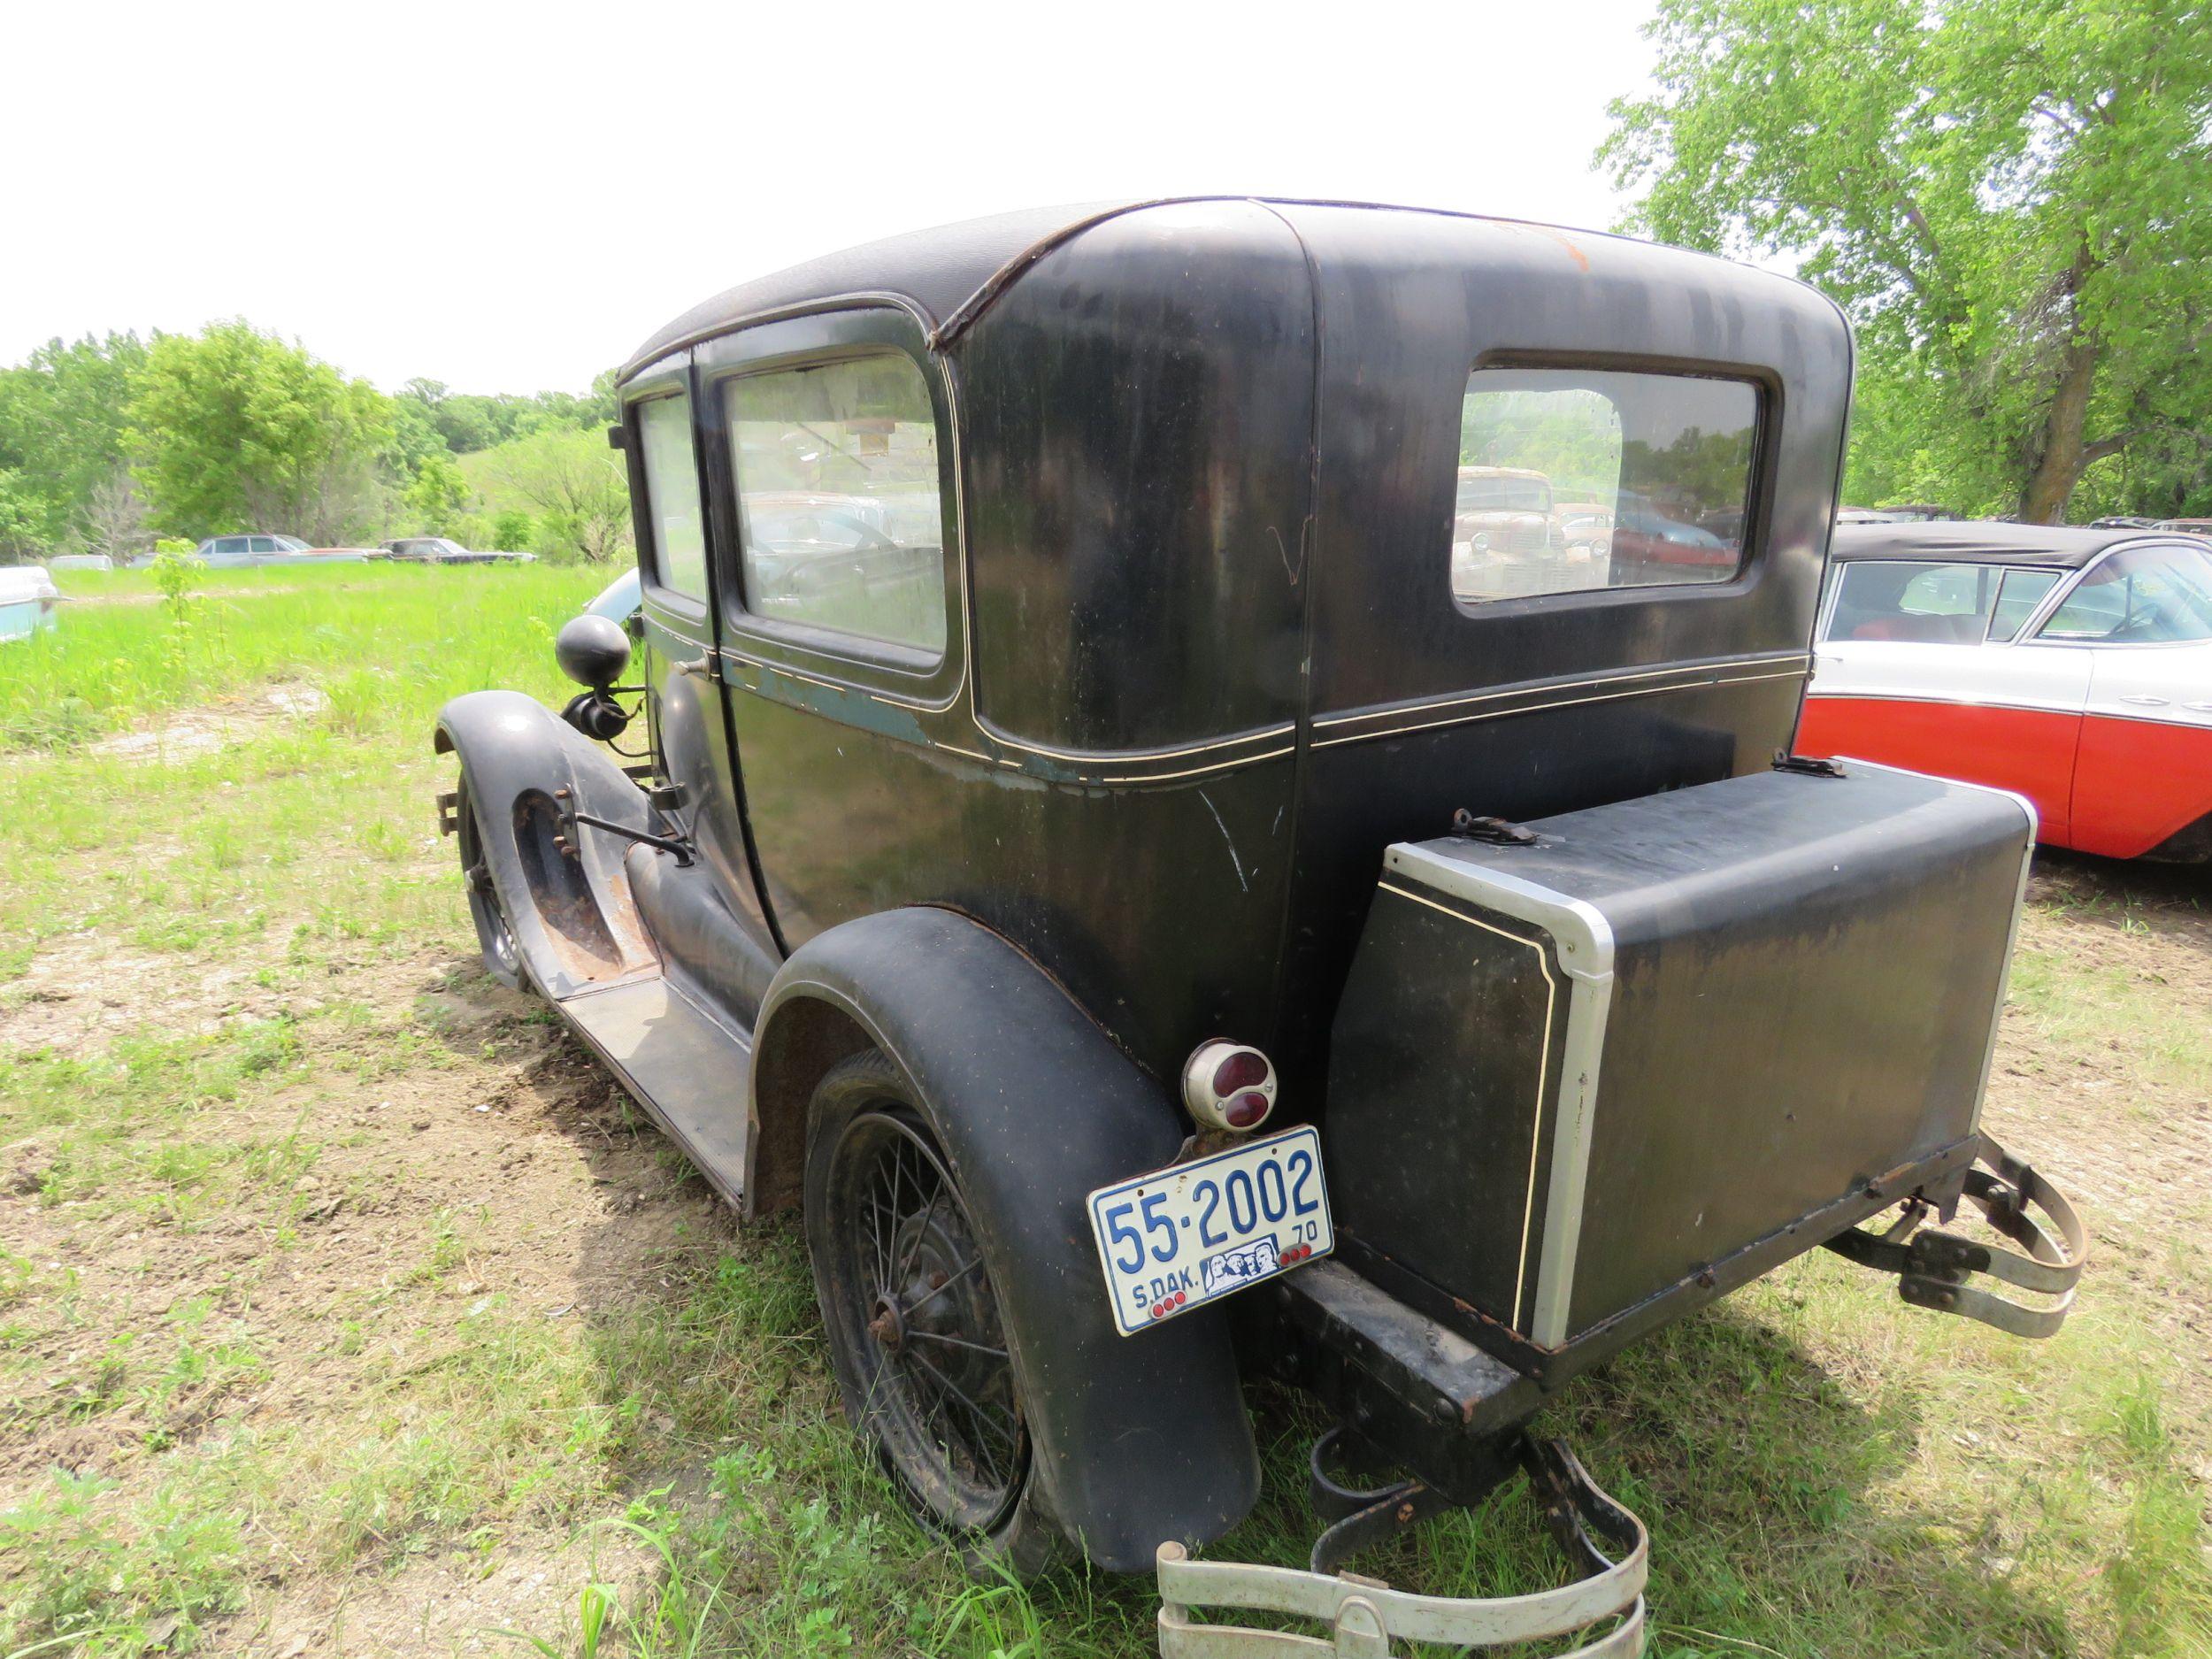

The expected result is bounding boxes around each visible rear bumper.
[1157,1438,1647,1657]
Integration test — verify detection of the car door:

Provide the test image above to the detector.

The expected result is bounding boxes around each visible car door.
[694,307,968,949]
[2040,541,2212,857]
[1801,559,2092,841]
[619,354,781,1016]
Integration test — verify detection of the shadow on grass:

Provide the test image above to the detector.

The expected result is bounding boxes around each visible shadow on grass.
[430,957,2131,1657]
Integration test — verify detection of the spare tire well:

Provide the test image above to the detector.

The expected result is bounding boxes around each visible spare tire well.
[749,994,875,1213]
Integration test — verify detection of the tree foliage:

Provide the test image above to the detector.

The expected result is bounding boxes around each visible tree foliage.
[128,322,400,544]
[472,427,632,563]
[0,333,150,553]
[1603,0,2212,521]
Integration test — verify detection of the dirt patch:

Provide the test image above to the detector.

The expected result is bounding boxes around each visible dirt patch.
[88,680,329,762]
[0,953,728,1650]
[0,929,293,1058]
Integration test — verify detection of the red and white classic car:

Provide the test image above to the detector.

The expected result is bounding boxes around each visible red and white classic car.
[1799,521,2212,861]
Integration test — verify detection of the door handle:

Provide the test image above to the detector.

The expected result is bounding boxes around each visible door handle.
[2185,702,2212,713]
[2119,694,2169,707]
[677,654,717,681]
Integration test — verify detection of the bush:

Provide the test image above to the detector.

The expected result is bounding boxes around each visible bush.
[488,510,534,552]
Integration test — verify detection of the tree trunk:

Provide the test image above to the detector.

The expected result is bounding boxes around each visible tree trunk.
[2020,335,2098,524]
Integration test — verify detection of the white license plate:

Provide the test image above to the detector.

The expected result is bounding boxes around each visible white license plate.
[1087,1125,1333,1335]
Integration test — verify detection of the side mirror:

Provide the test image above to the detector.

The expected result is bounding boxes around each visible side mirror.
[556,613,632,690]
[556,614,635,743]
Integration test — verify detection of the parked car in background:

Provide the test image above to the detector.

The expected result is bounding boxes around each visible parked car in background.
[2090,516,2158,529]
[1801,520,2212,860]
[584,566,641,623]
[1448,465,1571,598]
[1876,503,1958,522]
[195,534,372,568]
[1608,491,1736,582]
[378,537,536,565]
[1835,506,1896,525]
[48,553,114,572]
[2153,518,2212,536]
[0,565,60,641]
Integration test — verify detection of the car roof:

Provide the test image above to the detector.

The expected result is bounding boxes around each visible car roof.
[620,196,1792,381]
[624,200,1130,374]
[1828,519,2161,570]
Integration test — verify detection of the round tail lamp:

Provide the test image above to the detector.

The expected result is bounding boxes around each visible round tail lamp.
[1182,1040,1277,1134]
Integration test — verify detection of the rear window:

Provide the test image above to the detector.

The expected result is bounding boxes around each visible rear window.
[1453,368,1760,603]
[1823,561,2008,643]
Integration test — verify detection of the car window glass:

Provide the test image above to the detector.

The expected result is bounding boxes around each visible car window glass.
[1988,568,2061,641]
[1452,368,1759,603]
[2039,545,2212,644]
[725,352,945,655]
[1824,561,1999,643]
[636,393,708,602]
[249,536,278,554]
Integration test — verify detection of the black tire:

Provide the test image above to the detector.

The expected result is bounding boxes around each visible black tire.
[803,1049,1063,1576]
[453,772,527,993]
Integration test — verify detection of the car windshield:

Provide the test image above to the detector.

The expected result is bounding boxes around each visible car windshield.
[273,535,311,552]
[2039,543,2212,643]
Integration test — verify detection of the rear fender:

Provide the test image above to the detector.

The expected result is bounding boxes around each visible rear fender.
[433,689,657,997]
[753,906,1260,1570]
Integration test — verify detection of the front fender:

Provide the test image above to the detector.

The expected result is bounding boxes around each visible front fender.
[433,690,656,997]
[754,906,1260,1570]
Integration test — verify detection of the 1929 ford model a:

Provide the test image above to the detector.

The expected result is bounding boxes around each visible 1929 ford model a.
[434,199,2085,1654]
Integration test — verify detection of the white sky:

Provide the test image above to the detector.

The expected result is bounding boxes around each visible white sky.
[0,0,1660,396]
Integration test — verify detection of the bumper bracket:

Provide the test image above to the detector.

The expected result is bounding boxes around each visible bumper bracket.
[1824,1132,2085,1338]
[1157,1434,1646,1657]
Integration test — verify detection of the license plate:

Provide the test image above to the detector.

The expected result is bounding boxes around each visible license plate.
[1087,1125,1333,1335]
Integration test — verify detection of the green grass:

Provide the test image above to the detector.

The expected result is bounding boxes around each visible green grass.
[0,563,2207,1657]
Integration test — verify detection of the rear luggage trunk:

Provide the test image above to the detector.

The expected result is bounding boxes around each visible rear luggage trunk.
[1324,761,2033,1378]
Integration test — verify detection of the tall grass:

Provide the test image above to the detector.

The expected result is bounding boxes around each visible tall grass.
[0,563,607,750]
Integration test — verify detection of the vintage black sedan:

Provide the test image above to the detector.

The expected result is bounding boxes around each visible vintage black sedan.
[434,199,2083,1655]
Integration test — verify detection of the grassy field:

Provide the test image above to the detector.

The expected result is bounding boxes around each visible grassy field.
[1,564,2207,1657]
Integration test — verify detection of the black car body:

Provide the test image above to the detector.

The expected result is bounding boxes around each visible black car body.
[434,199,2083,1649]
[380,536,534,565]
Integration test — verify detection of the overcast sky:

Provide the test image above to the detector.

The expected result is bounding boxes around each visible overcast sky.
[0,0,1661,396]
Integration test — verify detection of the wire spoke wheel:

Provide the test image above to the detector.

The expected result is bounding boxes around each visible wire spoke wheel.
[823,1105,1028,1533]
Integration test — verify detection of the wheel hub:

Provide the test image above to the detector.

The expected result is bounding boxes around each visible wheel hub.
[869,1296,907,1350]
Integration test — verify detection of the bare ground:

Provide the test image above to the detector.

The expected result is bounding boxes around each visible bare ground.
[2,851,2207,1652]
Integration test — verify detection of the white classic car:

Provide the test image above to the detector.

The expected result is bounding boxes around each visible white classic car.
[1800,520,2212,860]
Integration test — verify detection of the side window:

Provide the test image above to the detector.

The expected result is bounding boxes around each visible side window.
[248,536,278,554]
[724,352,945,655]
[2038,544,2212,644]
[636,393,708,602]
[1452,368,1760,603]
[1988,568,2061,641]
[1824,561,2000,643]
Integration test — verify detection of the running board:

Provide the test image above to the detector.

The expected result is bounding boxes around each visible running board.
[1157,1434,1647,1656]
[559,976,752,1208]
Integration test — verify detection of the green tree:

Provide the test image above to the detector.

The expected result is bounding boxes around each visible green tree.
[476,427,630,562]
[129,321,399,542]
[0,468,46,562]
[1602,0,2212,521]
[0,332,150,551]
[403,450,473,534]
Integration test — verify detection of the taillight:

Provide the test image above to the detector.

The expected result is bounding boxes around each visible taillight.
[1183,1040,1277,1133]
